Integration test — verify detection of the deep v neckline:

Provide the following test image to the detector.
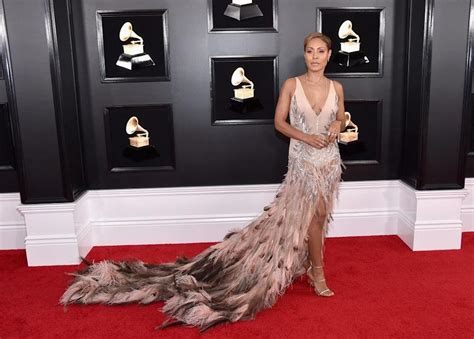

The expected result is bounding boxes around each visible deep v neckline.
[297,77,332,116]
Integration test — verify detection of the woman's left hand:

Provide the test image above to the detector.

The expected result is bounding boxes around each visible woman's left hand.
[327,120,342,143]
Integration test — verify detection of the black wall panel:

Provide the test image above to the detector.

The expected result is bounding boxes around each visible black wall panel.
[0,102,17,192]
[46,0,87,199]
[0,103,14,167]
[0,1,18,193]
[3,0,64,201]
[1,0,86,202]
[402,0,471,189]
[401,0,432,187]
[70,0,407,190]
[5,0,472,196]
[424,0,471,189]
[464,1,474,177]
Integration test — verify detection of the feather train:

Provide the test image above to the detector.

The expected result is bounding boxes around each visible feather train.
[60,78,343,331]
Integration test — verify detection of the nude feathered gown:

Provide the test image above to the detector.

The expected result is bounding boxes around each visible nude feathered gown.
[60,78,343,331]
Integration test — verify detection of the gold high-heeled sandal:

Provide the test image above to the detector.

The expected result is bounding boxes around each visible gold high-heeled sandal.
[306,263,335,297]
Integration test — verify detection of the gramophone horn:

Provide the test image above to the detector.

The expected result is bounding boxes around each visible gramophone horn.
[119,22,143,43]
[344,111,352,128]
[338,20,360,42]
[231,67,254,89]
[119,22,133,41]
[126,116,149,138]
[126,116,138,134]
[231,67,244,86]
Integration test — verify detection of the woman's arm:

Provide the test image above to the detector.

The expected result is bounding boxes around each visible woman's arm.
[333,81,347,131]
[274,78,328,149]
[327,81,347,143]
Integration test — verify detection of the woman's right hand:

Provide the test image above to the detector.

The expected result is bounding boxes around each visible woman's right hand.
[303,134,329,149]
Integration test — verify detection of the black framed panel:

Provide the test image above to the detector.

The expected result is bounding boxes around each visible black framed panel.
[210,55,278,125]
[466,94,474,176]
[401,0,433,188]
[208,0,278,33]
[45,0,87,201]
[470,94,474,153]
[104,104,175,173]
[96,10,170,83]
[0,2,18,193]
[339,100,382,165]
[0,103,14,170]
[464,2,474,178]
[0,52,3,79]
[316,7,385,77]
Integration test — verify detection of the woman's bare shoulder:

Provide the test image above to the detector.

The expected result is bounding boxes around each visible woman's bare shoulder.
[281,77,297,96]
[282,77,297,89]
[332,80,344,92]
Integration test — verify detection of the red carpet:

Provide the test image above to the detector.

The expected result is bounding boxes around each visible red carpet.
[1,234,473,338]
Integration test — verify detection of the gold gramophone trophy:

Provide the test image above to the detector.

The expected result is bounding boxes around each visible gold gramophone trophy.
[332,20,369,68]
[123,116,159,161]
[126,116,150,148]
[338,112,359,144]
[116,22,155,70]
[224,0,263,21]
[229,67,262,113]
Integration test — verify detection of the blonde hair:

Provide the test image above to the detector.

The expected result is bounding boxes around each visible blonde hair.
[303,32,332,51]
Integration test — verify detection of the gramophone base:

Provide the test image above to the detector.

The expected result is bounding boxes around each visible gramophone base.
[223,3,263,21]
[338,133,359,145]
[123,145,159,162]
[333,51,369,68]
[229,97,263,113]
[129,136,150,148]
[116,53,155,70]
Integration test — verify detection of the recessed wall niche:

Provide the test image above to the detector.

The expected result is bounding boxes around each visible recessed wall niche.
[104,104,175,172]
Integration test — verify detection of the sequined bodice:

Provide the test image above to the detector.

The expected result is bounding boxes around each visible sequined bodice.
[288,77,341,167]
[291,77,338,135]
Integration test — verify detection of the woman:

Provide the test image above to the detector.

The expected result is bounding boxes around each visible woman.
[274,32,346,297]
[60,32,346,331]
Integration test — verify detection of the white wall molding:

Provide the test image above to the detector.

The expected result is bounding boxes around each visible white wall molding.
[2,179,474,265]
[0,193,26,249]
[330,180,400,237]
[398,181,467,251]
[17,202,81,266]
[74,194,93,261]
[461,178,474,232]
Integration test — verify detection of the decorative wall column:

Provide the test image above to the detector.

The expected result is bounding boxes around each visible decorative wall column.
[400,0,471,250]
[399,182,468,250]
[17,202,89,266]
[2,0,86,265]
[3,0,85,204]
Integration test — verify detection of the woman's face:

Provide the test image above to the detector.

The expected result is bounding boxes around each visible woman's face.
[304,38,331,73]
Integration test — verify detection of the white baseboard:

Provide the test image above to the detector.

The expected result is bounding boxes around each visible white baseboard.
[89,181,400,246]
[398,212,463,250]
[330,210,399,237]
[77,222,93,259]
[461,210,474,232]
[0,193,26,249]
[88,183,278,246]
[462,178,474,232]
[24,233,80,266]
[0,222,26,249]
[398,182,467,250]
[92,215,254,246]
[2,178,474,265]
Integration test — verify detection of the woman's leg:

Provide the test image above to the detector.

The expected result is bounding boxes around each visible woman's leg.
[306,198,334,295]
